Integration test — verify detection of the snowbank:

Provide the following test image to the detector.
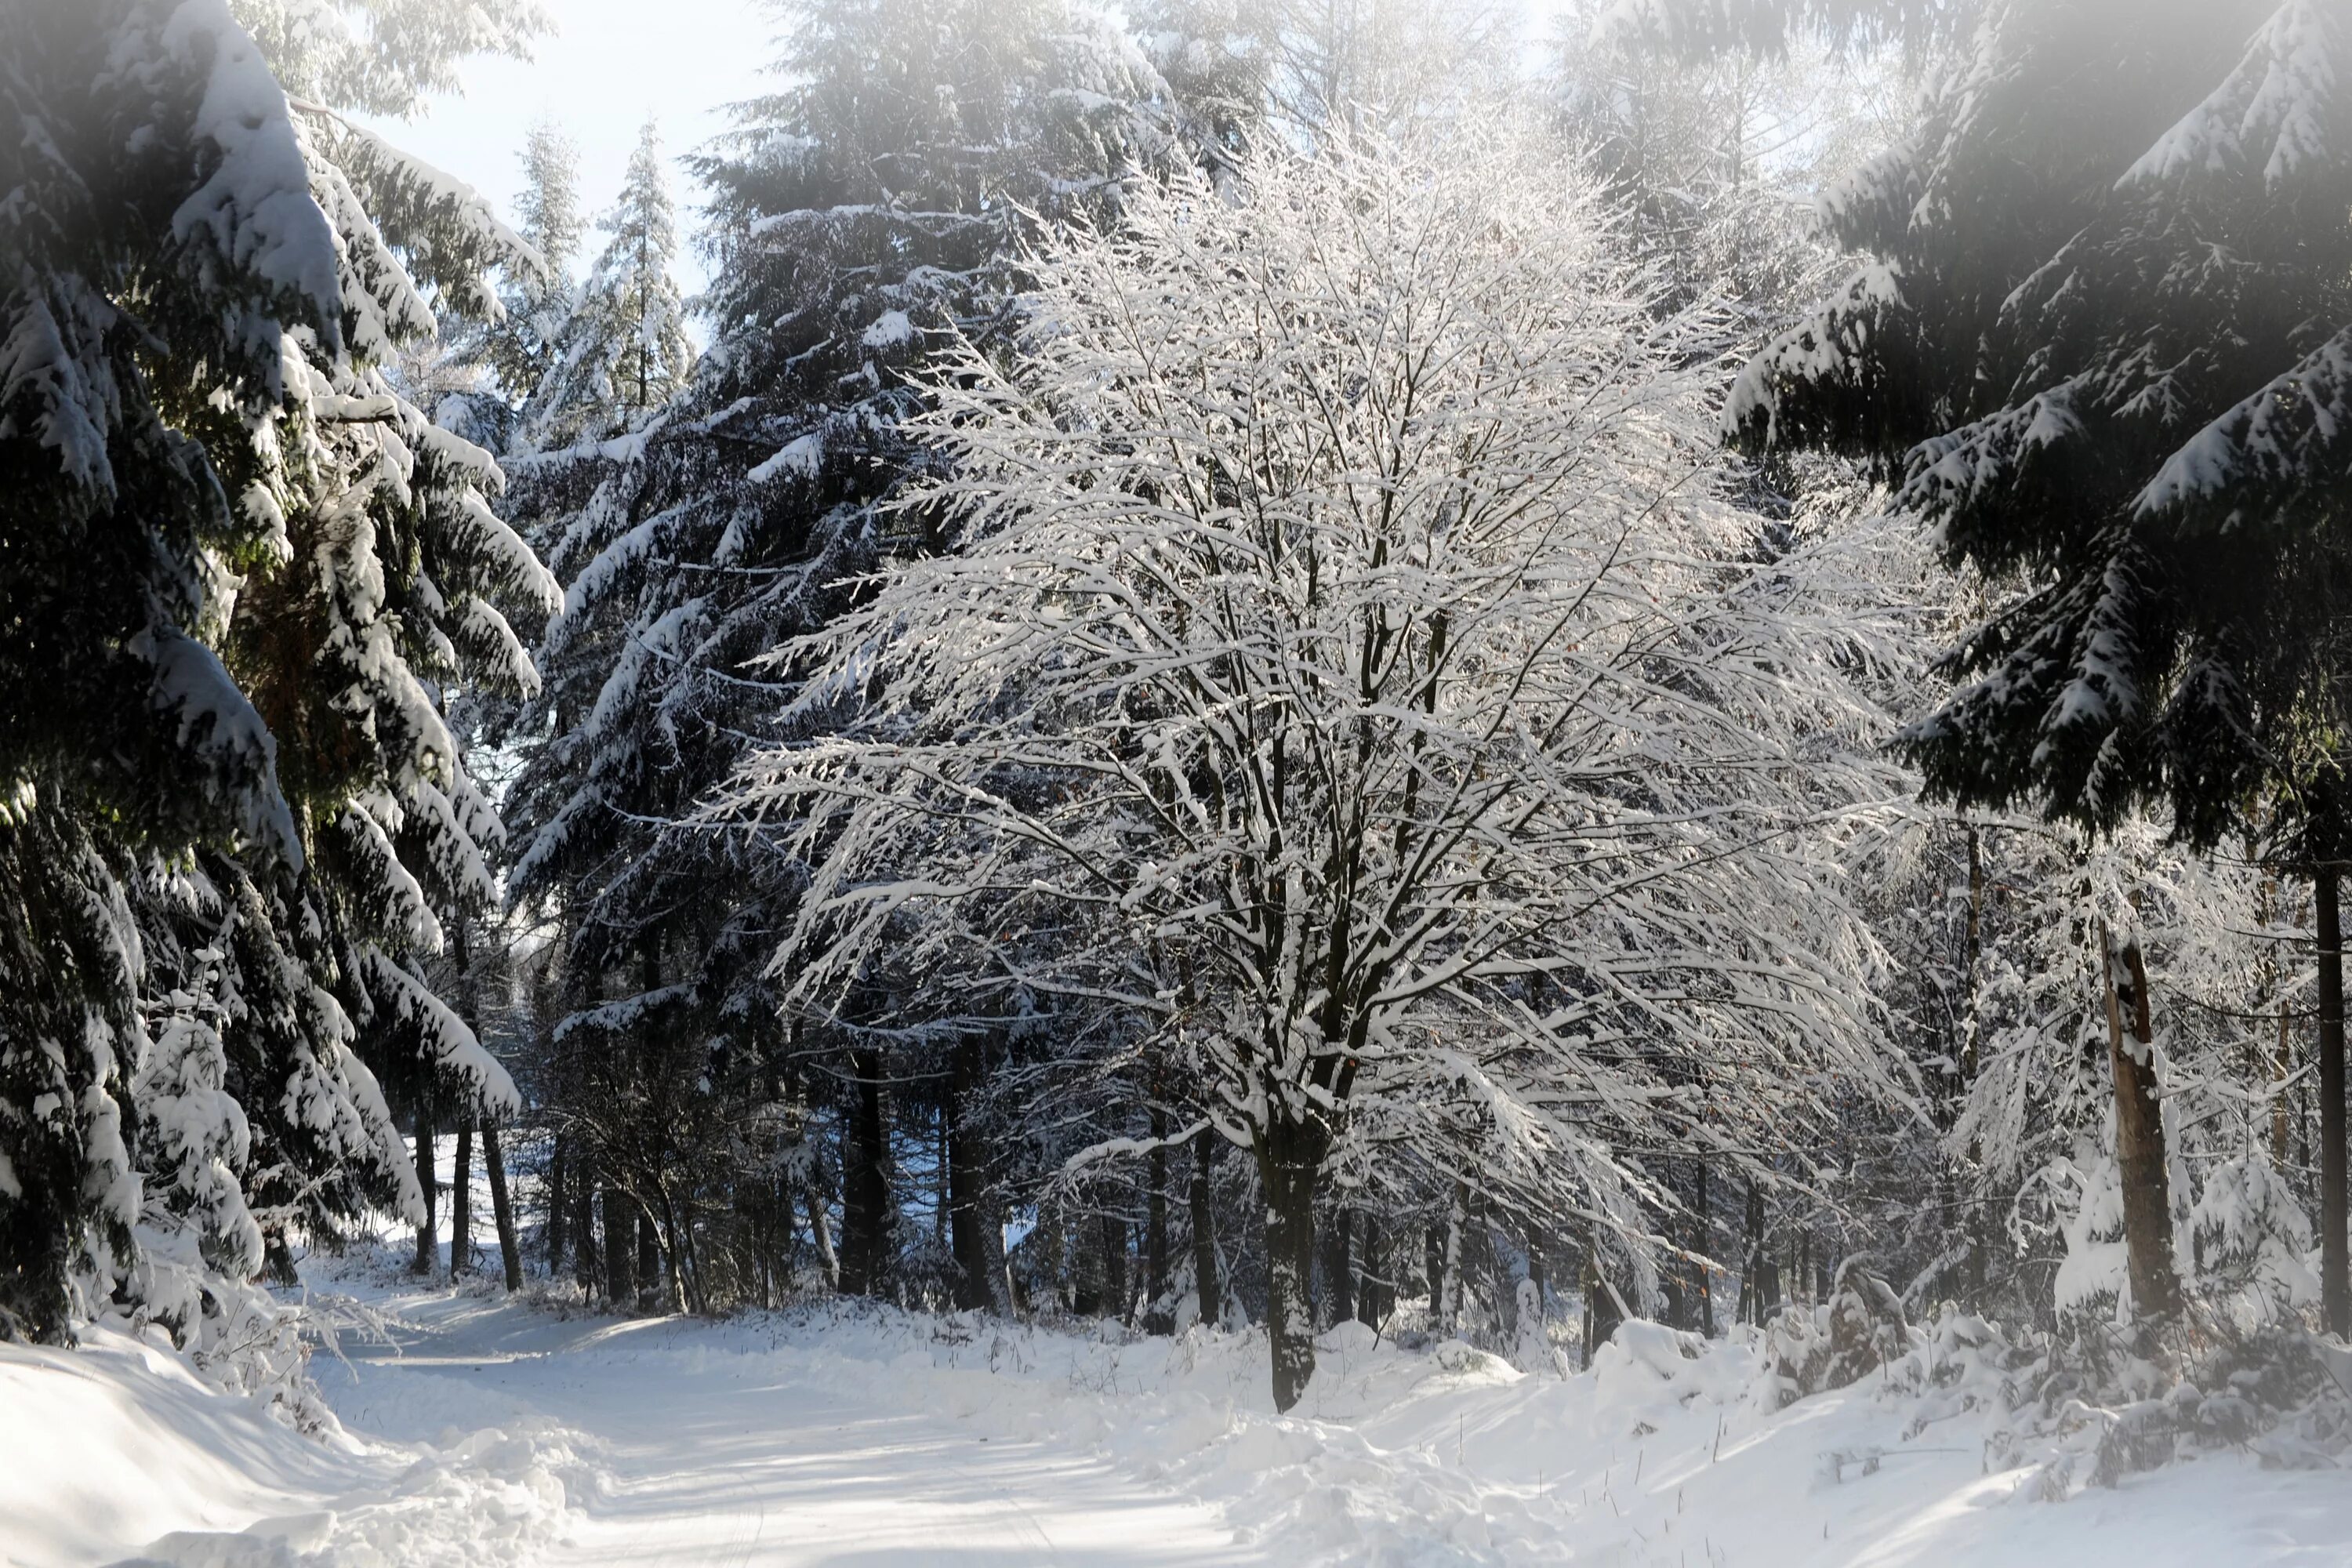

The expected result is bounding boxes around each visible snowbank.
[9,1254,2352,1567]
[0,1321,582,1567]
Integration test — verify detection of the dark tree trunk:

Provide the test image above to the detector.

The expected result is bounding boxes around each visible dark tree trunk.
[1963,825,1988,1305]
[546,1134,569,1276]
[1258,1112,1327,1412]
[2101,921,2180,1322]
[1144,1102,1171,1333]
[412,1091,437,1276]
[1101,1213,1129,1322]
[1738,1181,1780,1326]
[484,1121,522,1291]
[1190,1129,1221,1330]
[637,1208,663,1313]
[603,1186,636,1308]
[2319,869,2348,1335]
[840,1051,891,1297]
[1425,1219,1446,1326]
[450,1123,474,1275]
[1323,1206,1354,1327]
[573,1169,599,1292]
[1693,1156,1713,1337]
[1356,1215,1387,1329]
[946,1044,1004,1312]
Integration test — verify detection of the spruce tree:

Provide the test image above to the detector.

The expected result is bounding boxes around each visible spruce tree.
[1639,0,2352,1324]
[518,122,693,452]
[0,0,550,1343]
[502,0,1167,1308]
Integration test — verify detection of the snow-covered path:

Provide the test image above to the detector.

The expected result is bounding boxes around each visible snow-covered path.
[315,1288,1254,1568]
[16,1266,2352,1566]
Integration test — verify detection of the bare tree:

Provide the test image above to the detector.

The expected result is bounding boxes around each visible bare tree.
[724,118,1907,1410]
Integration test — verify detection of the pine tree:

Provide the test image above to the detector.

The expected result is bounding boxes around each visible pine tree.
[1642,0,2352,1325]
[517,122,692,452]
[452,120,585,448]
[0,0,548,1345]
[500,0,1167,1312]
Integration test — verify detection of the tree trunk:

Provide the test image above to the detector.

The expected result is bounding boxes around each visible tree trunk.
[412,1090,437,1276]
[1357,1215,1387,1330]
[805,1167,840,1289]
[450,1123,474,1275]
[2101,920,2180,1322]
[840,1051,891,1297]
[1693,1156,1713,1337]
[637,1208,663,1313]
[1144,1102,1171,1333]
[603,1186,636,1308]
[1323,1206,1354,1327]
[1438,1181,1467,1334]
[484,1121,522,1291]
[1258,1112,1326,1412]
[946,1044,1004,1312]
[1425,1219,1446,1325]
[1101,1213,1129,1323]
[1738,1181,1779,1325]
[1957,821,1987,1305]
[546,1134,569,1276]
[1190,1129,1220,1330]
[2277,994,2296,1166]
[573,1169,599,1292]
[1582,1237,1626,1363]
[2318,869,2348,1336]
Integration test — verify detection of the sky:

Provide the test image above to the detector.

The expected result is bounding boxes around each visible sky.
[364,0,781,296]
[373,1,1582,300]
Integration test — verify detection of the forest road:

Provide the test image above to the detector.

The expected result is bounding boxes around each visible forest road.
[315,1283,1261,1568]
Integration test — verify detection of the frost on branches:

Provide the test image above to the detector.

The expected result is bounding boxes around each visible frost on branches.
[0,0,550,1388]
[724,120,1913,1410]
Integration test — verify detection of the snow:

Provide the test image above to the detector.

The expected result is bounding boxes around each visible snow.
[2122,0,2345,194]
[747,433,823,484]
[132,626,302,865]
[13,1227,2352,1567]
[860,309,916,350]
[158,0,343,347]
[0,289,116,492]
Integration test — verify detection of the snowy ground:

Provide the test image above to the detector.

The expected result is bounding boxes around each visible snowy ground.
[8,1139,2351,1567]
[10,1254,2352,1568]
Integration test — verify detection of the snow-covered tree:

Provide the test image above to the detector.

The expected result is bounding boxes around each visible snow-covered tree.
[499,0,1170,1312]
[516,122,691,452]
[448,120,584,448]
[724,120,1911,1409]
[0,0,545,1346]
[1637,0,2352,1332]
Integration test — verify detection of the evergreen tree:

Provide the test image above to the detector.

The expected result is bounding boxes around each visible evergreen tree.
[518,122,692,452]
[1639,0,2352,1325]
[501,0,1168,1310]
[0,0,549,1347]
[452,120,585,448]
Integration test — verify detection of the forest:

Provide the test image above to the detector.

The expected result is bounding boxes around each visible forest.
[3,0,2351,1561]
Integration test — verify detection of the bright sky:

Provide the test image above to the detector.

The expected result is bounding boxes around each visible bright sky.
[379,1,1581,299]
[369,0,780,296]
